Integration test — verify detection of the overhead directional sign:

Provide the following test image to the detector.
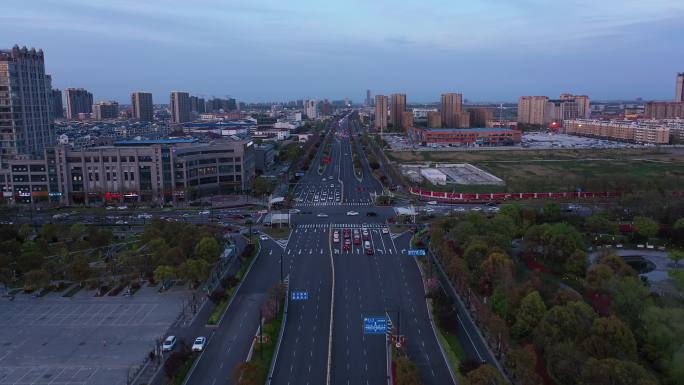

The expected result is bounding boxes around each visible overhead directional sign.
[408,249,426,256]
[291,291,308,301]
[363,316,388,334]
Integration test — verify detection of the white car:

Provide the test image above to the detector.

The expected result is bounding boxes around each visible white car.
[289,209,301,214]
[192,336,206,352]
[470,206,482,211]
[426,201,438,205]
[346,211,359,216]
[162,336,177,352]
[317,213,329,218]
[199,210,210,215]
[425,208,435,213]
[259,234,269,241]
[453,207,466,212]
[382,227,389,234]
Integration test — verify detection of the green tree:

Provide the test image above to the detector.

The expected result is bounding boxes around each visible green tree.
[18,223,33,241]
[464,364,508,385]
[69,223,87,241]
[194,237,220,263]
[535,301,597,348]
[23,269,51,290]
[543,202,562,222]
[582,316,637,360]
[18,241,44,273]
[546,342,586,385]
[585,214,618,235]
[669,249,684,268]
[585,263,614,294]
[504,346,541,385]
[579,358,657,385]
[633,216,659,239]
[176,259,210,286]
[675,217,684,231]
[611,276,652,330]
[512,291,547,339]
[395,355,424,385]
[153,265,176,283]
[66,256,91,285]
[639,306,684,374]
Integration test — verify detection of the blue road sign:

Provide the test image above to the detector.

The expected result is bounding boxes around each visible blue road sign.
[408,249,426,256]
[363,316,388,334]
[295,172,305,177]
[291,291,308,301]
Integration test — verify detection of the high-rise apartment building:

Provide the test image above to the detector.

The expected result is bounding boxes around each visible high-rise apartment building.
[365,89,372,107]
[374,95,388,131]
[390,93,406,130]
[0,45,55,166]
[170,91,191,124]
[427,111,442,128]
[304,99,317,119]
[51,89,63,118]
[676,73,684,103]
[401,111,414,129]
[645,102,684,119]
[65,88,94,120]
[92,101,119,120]
[131,91,153,122]
[517,96,550,125]
[467,107,493,127]
[440,93,463,128]
[189,96,205,114]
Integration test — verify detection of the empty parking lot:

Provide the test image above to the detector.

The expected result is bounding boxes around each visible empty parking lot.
[0,285,189,385]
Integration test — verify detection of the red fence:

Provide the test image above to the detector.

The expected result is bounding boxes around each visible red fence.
[408,187,684,202]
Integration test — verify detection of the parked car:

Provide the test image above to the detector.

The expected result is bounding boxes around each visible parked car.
[346,211,359,216]
[192,336,206,352]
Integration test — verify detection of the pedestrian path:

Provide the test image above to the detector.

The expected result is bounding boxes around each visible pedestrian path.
[294,223,387,229]
[294,201,373,207]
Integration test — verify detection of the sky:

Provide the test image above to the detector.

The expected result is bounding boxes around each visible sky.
[2,0,684,103]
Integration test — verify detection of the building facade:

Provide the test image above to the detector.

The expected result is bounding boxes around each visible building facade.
[401,111,414,130]
[52,89,63,118]
[676,73,684,103]
[65,88,94,120]
[408,127,521,146]
[304,99,317,119]
[645,102,684,119]
[467,107,493,128]
[374,95,388,131]
[0,139,255,204]
[440,93,463,128]
[170,91,191,124]
[562,119,670,144]
[427,111,442,128]
[0,45,55,168]
[390,93,406,130]
[517,96,549,125]
[518,94,590,125]
[131,91,153,122]
[92,101,119,121]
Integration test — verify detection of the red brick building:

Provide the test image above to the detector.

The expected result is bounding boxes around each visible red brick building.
[408,127,521,146]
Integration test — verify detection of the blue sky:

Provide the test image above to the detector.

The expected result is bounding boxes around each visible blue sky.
[2,0,683,103]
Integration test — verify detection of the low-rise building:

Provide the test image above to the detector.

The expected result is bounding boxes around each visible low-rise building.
[254,144,275,173]
[408,127,521,146]
[562,119,670,144]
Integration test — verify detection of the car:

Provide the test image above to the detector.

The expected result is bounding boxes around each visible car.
[346,211,359,216]
[426,201,438,205]
[289,209,301,214]
[487,207,500,213]
[192,336,206,352]
[470,206,482,211]
[162,336,177,352]
[353,234,361,245]
[366,211,377,217]
[330,183,334,187]
[259,234,269,241]
[343,240,351,251]
[382,227,389,234]
[199,210,210,215]
[453,207,466,212]
[317,213,329,218]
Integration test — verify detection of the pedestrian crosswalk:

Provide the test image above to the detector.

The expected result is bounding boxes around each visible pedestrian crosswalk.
[294,223,387,229]
[294,201,373,207]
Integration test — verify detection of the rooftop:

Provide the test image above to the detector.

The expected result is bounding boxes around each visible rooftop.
[420,127,518,132]
[114,138,198,146]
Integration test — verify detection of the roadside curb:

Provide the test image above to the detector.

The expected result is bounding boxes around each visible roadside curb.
[214,239,262,327]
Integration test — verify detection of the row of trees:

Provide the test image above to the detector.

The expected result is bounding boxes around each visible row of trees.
[428,204,684,385]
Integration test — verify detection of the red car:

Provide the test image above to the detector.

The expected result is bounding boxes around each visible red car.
[343,239,351,251]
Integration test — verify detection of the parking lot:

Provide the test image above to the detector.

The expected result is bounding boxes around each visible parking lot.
[0,285,190,385]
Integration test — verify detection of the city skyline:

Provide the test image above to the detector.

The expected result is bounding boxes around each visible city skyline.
[2,0,683,103]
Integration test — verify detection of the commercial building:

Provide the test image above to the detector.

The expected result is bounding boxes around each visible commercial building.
[440,93,463,128]
[254,143,275,173]
[92,101,119,121]
[427,111,442,128]
[52,89,63,118]
[170,91,191,124]
[65,88,94,120]
[562,119,670,144]
[645,102,684,119]
[374,95,388,131]
[676,73,684,103]
[467,108,493,128]
[390,93,406,130]
[0,45,55,167]
[408,127,521,146]
[0,138,255,204]
[131,91,153,122]
[365,89,372,107]
[304,99,317,119]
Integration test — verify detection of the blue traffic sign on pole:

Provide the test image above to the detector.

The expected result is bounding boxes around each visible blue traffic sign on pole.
[408,249,426,256]
[291,291,308,301]
[363,317,388,334]
[295,172,305,177]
